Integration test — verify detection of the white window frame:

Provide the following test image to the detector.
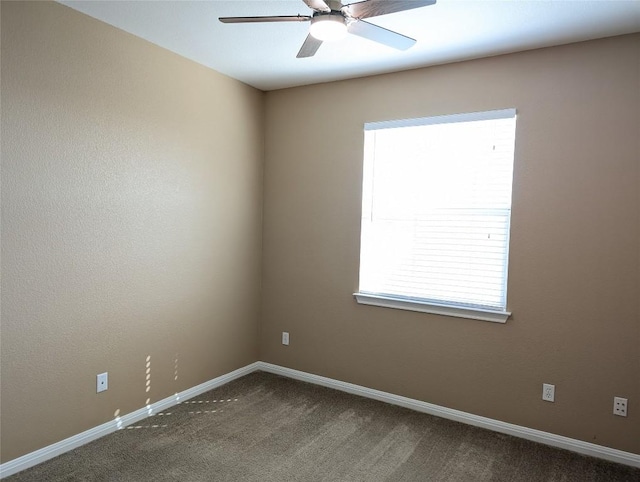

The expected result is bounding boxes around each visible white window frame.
[354,109,517,323]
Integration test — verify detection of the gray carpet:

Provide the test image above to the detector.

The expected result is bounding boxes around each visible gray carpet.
[5,371,639,481]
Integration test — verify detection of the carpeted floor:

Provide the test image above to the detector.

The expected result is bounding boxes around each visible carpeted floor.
[5,371,639,481]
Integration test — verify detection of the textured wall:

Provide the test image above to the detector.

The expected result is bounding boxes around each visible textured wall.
[1,2,263,462]
[261,34,640,454]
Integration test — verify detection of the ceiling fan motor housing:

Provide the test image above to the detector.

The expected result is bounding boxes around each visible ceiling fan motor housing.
[309,11,348,41]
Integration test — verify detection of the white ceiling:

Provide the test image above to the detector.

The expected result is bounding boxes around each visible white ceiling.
[59,0,640,91]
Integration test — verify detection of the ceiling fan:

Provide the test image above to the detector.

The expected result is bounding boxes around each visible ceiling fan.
[219,0,436,58]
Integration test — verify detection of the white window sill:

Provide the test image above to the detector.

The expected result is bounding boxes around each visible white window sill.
[353,293,511,323]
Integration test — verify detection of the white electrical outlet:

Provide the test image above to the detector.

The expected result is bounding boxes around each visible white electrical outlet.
[97,372,108,393]
[282,332,289,346]
[613,397,627,417]
[542,383,555,402]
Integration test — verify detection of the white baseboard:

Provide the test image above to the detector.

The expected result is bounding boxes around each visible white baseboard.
[256,362,640,469]
[258,362,640,467]
[2,360,638,478]
[0,362,260,479]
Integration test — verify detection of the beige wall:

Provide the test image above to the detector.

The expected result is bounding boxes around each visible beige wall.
[2,0,638,466]
[261,34,640,454]
[1,1,263,462]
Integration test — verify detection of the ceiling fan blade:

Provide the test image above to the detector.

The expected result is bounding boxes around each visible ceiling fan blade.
[219,15,311,24]
[302,0,331,13]
[296,34,323,58]
[348,20,415,50]
[344,0,436,20]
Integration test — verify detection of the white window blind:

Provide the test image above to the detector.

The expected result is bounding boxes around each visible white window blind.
[357,109,517,317]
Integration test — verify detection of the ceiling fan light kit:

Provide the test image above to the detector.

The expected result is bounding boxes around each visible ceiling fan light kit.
[219,0,437,58]
[309,12,348,41]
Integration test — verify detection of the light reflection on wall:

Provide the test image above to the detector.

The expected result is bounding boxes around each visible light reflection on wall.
[116,354,243,432]
[145,355,152,416]
[114,408,122,430]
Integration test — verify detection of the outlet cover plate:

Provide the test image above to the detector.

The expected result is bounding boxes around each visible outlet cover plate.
[613,397,627,417]
[542,383,555,402]
[97,372,108,393]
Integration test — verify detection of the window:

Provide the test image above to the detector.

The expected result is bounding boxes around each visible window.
[355,109,517,323]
